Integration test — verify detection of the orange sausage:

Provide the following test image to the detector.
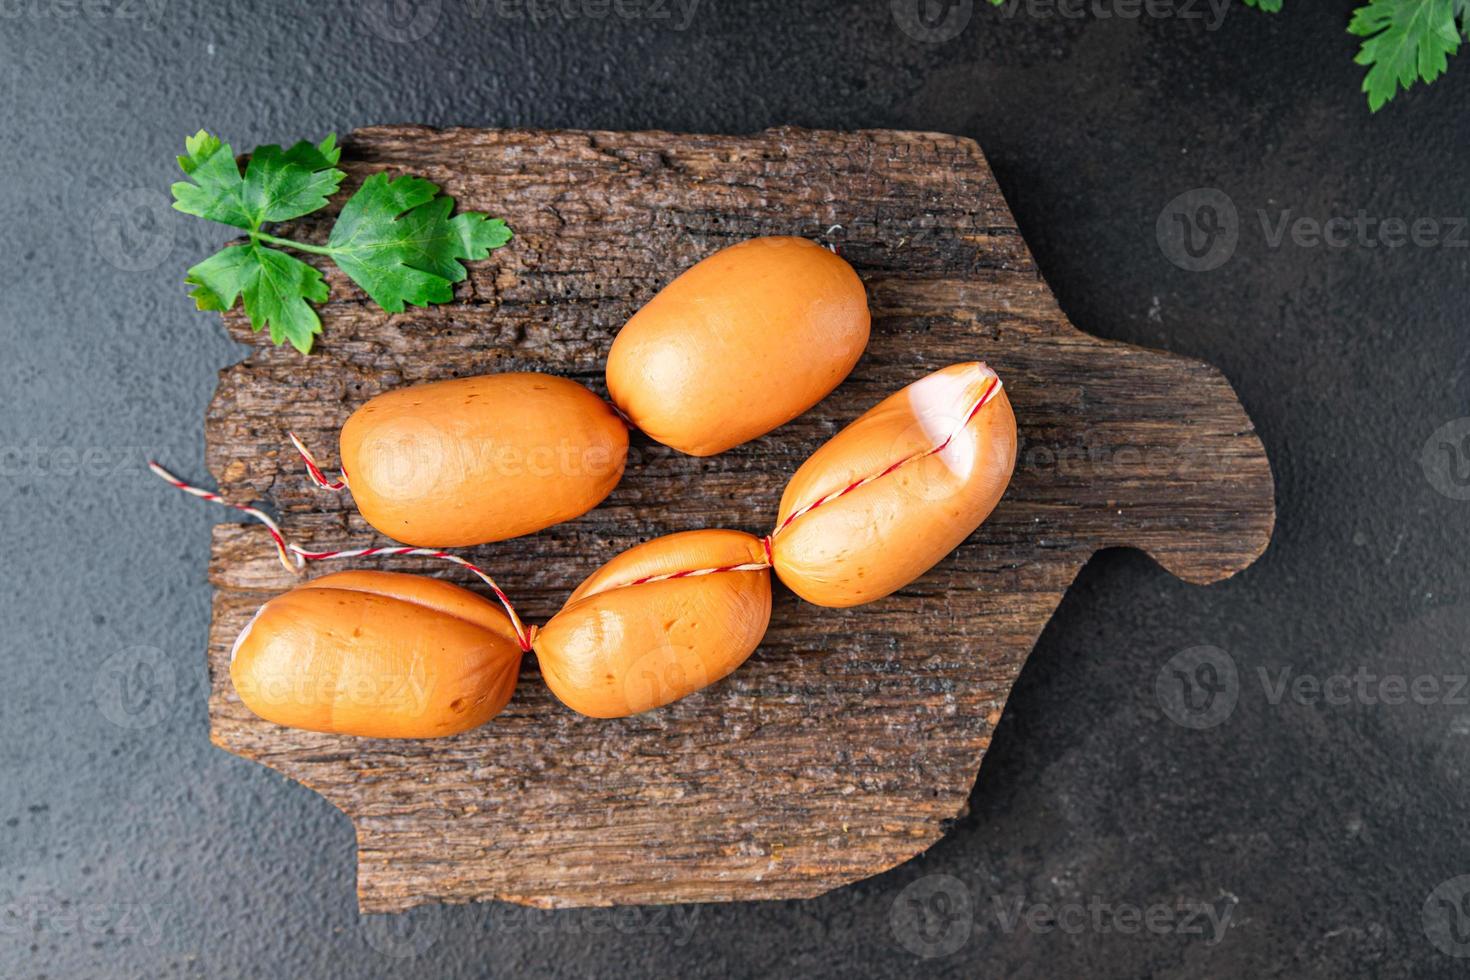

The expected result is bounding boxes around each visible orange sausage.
[771,362,1017,608]
[534,530,772,717]
[229,570,524,738]
[606,236,870,456]
[340,373,628,547]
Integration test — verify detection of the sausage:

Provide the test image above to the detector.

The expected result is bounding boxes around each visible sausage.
[340,373,628,547]
[533,529,772,717]
[229,570,524,738]
[606,236,870,456]
[770,362,1017,608]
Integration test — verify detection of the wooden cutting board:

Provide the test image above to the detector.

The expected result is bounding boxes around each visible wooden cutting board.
[201,126,1274,913]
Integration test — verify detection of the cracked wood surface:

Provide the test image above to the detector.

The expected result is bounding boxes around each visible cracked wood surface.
[201,126,1274,911]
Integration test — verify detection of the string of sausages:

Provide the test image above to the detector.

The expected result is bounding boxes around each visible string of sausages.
[150,374,1001,654]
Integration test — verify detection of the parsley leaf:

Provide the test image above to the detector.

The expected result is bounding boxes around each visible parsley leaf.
[1349,0,1461,111]
[173,132,513,353]
[171,130,346,230]
[1242,0,1283,11]
[172,131,253,228]
[185,243,328,353]
[326,172,514,313]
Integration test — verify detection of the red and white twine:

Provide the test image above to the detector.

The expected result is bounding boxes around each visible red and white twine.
[287,432,348,491]
[149,461,299,573]
[147,461,535,652]
[773,374,1003,535]
[621,552,774,589]
[153,368,1002,654]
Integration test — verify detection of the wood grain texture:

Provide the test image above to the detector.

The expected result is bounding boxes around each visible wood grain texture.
[200,126,1274,912]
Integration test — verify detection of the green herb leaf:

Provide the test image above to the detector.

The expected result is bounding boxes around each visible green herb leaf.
[174,132,513,353]
[325,172,513,313]
[172,131,253,228]
[1242,0,1283,11]
[1349,0,1461,111]
[177,130,224,175]
[171,130,346,230]
[185,243,328,353]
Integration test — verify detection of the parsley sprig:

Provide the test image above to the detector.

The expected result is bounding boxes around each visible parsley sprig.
[1348,0,1467,111]
[1245,0,1466,112]
[172,131,512,353]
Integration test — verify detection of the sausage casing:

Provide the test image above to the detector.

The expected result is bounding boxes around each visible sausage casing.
[772,362,1017,607]
[534,530,772,717]
[229,570,524,738]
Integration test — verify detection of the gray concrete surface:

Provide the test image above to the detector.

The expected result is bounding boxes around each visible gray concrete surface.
[3,1,1468,976]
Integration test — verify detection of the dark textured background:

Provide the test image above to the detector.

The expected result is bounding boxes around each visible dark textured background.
[3,1,1468,976]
